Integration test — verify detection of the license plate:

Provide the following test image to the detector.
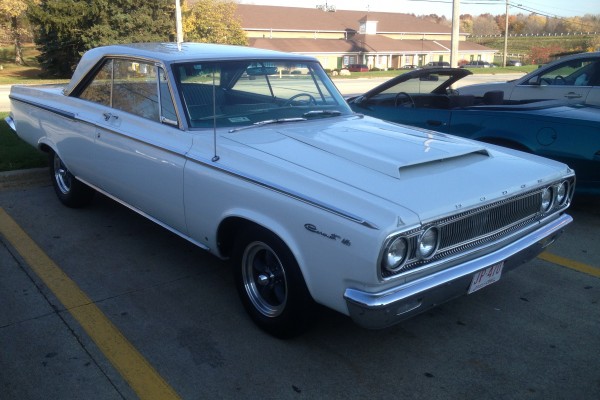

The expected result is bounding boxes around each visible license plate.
[468,262,504,294]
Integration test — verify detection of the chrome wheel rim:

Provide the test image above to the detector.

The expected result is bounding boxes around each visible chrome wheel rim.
[53,154,72,195]
[242,241,287,317]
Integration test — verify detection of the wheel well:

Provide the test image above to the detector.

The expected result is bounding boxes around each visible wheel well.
[39,143,53,154]
[217,217,263,258]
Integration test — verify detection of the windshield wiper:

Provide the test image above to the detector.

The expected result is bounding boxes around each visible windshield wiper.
[302,110,342,118]
[229,117,306,133]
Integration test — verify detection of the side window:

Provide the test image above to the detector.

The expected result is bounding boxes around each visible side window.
[112,60,159,121]
[536,59,597,86]
[80,60,113,106]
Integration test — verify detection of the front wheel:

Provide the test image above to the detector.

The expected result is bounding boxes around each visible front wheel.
[233,226,315,338]
[49,151,94,208]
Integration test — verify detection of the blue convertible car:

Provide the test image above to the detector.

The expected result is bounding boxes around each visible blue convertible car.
[347,68,600,196]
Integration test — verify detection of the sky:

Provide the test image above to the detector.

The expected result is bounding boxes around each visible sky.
[237,0,600,19]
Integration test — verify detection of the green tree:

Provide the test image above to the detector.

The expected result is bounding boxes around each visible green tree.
[183,0,247,45]
[28,0,175,77]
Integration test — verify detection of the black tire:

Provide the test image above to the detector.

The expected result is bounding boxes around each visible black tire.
[233,226,315,338]
[49,150,94,208]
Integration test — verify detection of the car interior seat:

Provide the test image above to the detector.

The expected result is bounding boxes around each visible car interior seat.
[482,90,504,105]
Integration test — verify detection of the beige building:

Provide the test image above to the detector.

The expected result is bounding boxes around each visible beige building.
[234,4,496,70]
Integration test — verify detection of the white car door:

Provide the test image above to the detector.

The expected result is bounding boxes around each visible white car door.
[78,58,191,233]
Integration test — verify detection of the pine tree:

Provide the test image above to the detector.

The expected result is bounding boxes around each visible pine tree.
[28,0,175,77]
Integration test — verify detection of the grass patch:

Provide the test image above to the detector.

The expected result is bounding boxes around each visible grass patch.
[0,112,48,172]
[0,43,68,85]
[469,35,594,60]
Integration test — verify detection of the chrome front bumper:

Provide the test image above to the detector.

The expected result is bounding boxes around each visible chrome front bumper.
[344,213,572,329]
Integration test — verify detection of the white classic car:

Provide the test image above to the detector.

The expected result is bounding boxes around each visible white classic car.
[6,43,575,337]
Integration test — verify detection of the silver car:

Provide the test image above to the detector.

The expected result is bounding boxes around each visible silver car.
[459,52,600,105]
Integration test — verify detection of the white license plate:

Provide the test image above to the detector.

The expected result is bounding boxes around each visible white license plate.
[468,262,504,294]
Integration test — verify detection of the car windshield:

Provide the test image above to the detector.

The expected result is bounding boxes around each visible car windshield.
[173,60,352,129]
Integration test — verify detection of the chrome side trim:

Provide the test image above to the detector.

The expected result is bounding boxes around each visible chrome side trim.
[185,153,380,230]
[77,177,211,253]
[12,96,379,229]
[9,95,76,120]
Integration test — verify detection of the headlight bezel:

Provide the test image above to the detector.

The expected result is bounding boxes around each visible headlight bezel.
[555,180,569,206]
[382,236,409,272]
[540,186,554,213]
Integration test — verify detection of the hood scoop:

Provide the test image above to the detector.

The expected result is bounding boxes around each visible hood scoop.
[224,118,492,179]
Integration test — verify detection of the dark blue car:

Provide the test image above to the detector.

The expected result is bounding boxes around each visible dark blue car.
[348,68,600,196]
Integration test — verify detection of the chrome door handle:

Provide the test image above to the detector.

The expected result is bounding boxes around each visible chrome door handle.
[564,92,582,99]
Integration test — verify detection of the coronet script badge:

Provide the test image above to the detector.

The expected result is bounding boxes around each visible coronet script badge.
[305,224,351,246]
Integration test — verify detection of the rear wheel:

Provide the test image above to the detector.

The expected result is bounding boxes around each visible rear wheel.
[49,151,94,208]
[233,226,315,338]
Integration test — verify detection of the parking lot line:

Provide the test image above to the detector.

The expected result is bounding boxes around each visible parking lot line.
[539,251,600,278]
[0,208,181,400]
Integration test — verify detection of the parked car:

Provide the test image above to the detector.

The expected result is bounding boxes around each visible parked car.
[347,67,598,196]
[459,52,600,106]
[347,63,369,72]
[461,61,494,68]
[507,59,523,67]
[6,44,574,337]
[425,61,450,68]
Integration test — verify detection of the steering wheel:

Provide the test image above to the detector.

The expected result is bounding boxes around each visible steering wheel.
[283,93,317,106]
[553,75,566,85]
[394,92,415,108]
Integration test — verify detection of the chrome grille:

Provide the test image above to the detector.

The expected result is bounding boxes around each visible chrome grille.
[438,191,541,251]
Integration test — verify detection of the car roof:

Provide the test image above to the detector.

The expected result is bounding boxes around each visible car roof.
[65,42,318,96]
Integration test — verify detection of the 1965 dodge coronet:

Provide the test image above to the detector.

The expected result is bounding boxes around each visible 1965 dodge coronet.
[6,43,575,337]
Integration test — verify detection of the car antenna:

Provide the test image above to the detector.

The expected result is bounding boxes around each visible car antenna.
[212,67,220,162]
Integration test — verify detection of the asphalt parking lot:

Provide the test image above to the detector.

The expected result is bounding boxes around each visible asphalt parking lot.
[1,173,599,400]
[1,72,599,399]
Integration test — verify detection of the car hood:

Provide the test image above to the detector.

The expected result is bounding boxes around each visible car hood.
[220,116,568,223]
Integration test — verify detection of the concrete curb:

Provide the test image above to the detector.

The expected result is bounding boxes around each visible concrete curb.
[0,167,49,189]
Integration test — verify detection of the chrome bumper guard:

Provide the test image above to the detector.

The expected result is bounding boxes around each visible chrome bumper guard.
[4,116,16,133]
[344,213,572,329]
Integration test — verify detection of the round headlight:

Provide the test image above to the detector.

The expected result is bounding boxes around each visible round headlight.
[418,227,439,259]
[384,237,409,272]
[556,181,568,205]
[540,187,553,212]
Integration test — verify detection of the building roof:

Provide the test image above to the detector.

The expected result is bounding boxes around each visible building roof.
[234,4,455,35]
[248,37,496,55]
